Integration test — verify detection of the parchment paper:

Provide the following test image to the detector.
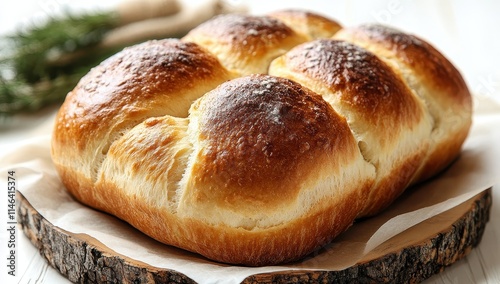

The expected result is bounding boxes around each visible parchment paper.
[2,95,500,284]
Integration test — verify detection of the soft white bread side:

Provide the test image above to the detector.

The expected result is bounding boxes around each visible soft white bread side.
[51,11,472,266]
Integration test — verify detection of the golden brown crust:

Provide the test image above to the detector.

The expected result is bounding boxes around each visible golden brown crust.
[267,9,342,40]
[334,24,471,108]
[196,75,343,195]
[271,39,423,127]
[58,38,230,135]
[51,10,472,266]
[182,14,307,75]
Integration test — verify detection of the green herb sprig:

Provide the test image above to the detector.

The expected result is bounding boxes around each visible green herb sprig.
[0,11,119,116]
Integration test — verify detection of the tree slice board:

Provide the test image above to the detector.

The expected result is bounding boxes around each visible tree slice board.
[17,188,492,284]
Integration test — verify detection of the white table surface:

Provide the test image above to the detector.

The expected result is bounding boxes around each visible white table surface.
[1,1,499,283]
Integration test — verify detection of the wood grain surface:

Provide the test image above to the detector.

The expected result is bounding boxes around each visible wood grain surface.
[17,188,492,283]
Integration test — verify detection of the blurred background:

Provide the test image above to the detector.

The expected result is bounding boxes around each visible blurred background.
[1,0,499,283]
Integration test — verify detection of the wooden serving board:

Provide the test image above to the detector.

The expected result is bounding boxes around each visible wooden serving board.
[17,189,492,284]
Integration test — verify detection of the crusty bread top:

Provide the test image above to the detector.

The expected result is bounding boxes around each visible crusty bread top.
[183,13,308,75]
[267,9,343,40]
[335,24,470,104]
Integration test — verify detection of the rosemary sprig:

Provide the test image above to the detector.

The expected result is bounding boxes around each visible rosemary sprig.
[0,75,78,114]
[0,11,120,116]
[4,11,118,83]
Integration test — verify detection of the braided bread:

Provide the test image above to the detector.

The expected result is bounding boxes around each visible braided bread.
[51,10,472,266]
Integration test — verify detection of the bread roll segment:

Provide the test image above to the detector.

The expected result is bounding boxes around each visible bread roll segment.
[182,14,308,75]
[333,24,472,182]
[269,39,433,216]
[51,10,472,266]
[180,75,374,228]
[52,39,234,185]
[178,75,375,264]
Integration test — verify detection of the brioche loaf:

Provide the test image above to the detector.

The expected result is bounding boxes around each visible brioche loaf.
[51,10,472,266]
